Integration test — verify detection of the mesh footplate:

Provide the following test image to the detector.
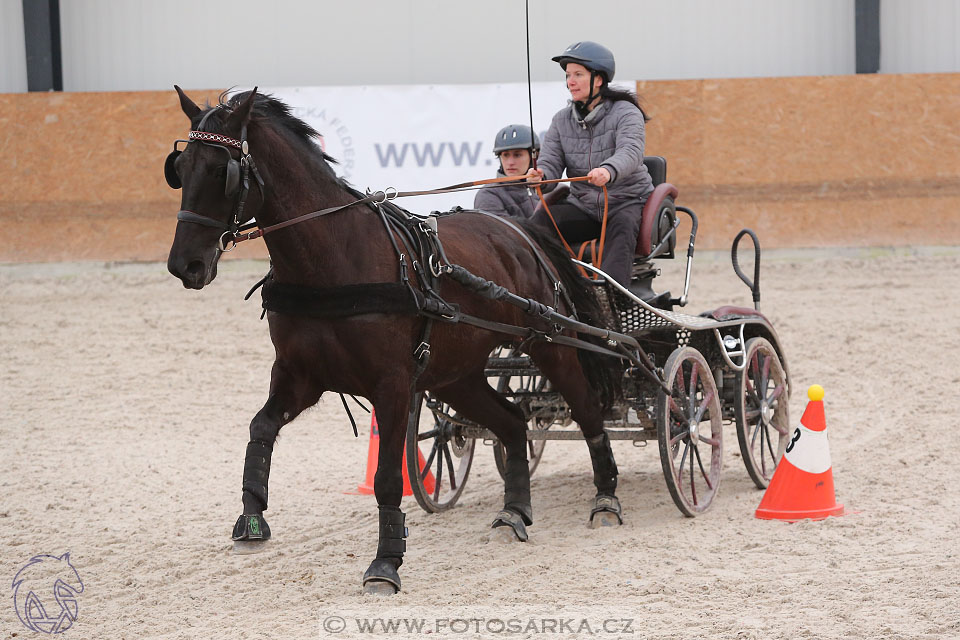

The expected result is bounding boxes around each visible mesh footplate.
[608,286,717,334]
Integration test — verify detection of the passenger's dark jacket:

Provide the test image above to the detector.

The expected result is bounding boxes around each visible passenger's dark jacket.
[473,172,540,218]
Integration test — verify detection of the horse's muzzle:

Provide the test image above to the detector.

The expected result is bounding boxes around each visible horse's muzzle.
[167,251,220,289]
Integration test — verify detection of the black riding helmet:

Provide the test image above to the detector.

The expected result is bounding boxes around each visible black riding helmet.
[553,41,616,117]
[492,124,540,155]
[552,41,616,82]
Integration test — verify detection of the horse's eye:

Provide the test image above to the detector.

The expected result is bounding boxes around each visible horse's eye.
[213,165,227,178]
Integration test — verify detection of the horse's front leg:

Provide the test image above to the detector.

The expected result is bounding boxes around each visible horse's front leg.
[232,361,320,553]
[362,386,412,595]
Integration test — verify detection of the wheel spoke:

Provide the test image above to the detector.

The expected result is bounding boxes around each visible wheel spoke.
[689,440,698,505]
[433,443,444,502]
[744,407,761,420]
[764,423,778,468]
[698,433,720,447]
[443,441,456,491]
[769,382,785,401]
[760,353,772,390]
[670,428,687,447]
[695,391,715,422]
[750,418,762,450]
[421,441,439,482]
[677,441,690,490]
[417,427,440,441]
[669,396,686,421]
[688,362,700,416]
[693,444,713,490]
[758,419,767,476]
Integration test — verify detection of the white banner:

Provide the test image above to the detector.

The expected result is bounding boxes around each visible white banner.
[263,82,576,213]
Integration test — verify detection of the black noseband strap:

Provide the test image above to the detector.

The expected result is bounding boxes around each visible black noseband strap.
[177,209,230,231]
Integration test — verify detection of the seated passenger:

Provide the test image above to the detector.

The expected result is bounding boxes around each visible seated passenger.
[474,124,541,218]
[527,41,654,287]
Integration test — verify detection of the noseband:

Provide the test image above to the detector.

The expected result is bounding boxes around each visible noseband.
[165,106,265,251]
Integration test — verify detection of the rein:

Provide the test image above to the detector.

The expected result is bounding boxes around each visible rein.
[222,174,603,250]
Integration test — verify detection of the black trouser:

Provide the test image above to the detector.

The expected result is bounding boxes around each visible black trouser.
[534,199,645,287]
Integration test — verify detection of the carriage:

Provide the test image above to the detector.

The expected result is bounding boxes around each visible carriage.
[405,156,792,518]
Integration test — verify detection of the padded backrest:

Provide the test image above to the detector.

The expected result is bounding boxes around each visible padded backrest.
[643,156,667,187]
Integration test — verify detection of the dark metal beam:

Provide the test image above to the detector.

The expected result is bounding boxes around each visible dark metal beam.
[855,0,880,74]
[22,0,62,91]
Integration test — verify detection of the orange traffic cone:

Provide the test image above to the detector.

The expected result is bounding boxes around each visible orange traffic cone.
[755,384,844,521]
[357,411,435,497]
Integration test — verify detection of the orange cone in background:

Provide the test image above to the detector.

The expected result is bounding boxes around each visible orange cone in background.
[357,411,435,497]
[755,384,844,521]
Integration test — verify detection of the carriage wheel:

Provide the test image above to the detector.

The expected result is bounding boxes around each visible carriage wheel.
[406,391,476,513]
[735,337,790,489]
[656,346,723,517]
[492,365,551,479]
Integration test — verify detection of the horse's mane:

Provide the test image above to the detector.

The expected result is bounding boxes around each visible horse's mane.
[193,90,345,176]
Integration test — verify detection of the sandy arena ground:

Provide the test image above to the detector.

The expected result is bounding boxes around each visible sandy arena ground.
[2,247,959,639]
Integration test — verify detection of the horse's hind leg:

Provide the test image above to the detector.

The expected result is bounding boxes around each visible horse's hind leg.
[233,361,321,554]
[530,344,623,527]
[431,373,533,542]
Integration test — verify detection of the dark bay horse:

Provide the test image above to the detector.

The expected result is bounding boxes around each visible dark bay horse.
[165,87,623,594]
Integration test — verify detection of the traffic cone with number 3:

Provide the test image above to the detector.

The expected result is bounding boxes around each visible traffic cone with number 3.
[755,384,844,520]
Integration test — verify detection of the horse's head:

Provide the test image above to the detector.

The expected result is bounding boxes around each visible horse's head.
[166,86,263,289]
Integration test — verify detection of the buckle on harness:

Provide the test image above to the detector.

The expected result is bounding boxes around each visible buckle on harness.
[414,341,431,361]
[428,254,450,278]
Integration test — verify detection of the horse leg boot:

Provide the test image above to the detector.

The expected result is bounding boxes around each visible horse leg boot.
[431,377,532,542]
[233,365,318,554]
[586,432,623,528]
[363,392,410,595]
[491,436,533,542]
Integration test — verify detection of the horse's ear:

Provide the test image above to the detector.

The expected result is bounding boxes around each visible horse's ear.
[225,86,258,131]
[175,85,201,119]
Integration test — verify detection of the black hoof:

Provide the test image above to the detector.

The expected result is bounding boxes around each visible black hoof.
[363,559,401,594]
[232,514,271,541]
[492,509,529,542]
[589,495,623,528]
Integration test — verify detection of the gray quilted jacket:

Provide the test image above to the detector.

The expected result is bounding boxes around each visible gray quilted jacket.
[538,99,654,219]
[474,172,539,218]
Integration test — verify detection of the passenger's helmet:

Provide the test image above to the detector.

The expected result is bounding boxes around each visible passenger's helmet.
[552,41,616,82]
[493,124,540,155]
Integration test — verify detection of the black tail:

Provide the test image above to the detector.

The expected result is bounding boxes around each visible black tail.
[517,220,623,412]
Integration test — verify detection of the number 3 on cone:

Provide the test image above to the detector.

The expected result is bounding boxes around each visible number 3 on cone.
[785,428,801,454]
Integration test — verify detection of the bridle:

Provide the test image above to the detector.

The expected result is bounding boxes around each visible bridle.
[164,106,265,251]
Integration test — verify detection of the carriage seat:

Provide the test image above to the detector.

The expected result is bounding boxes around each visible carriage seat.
[636,156,678,260]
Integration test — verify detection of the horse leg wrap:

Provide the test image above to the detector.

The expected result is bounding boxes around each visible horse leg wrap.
[502,453,533,526]
[241,439,273,512]
[492,509,529,542]
[363,506,407,590]
[586,432,619,496]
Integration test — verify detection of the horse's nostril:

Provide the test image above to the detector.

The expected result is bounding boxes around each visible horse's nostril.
[185,260,205,278]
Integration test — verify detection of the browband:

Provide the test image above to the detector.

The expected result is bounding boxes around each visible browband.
[188,130,243,150]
